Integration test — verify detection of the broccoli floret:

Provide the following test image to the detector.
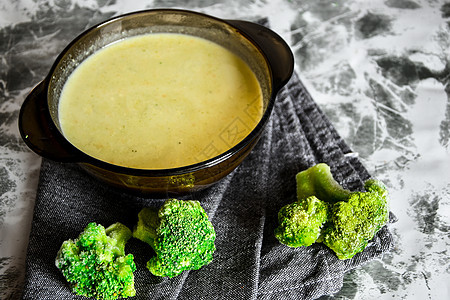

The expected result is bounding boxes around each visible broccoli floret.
[322,179,390,259]
[296,163,351,203]
[276,164,390,260]
[133,199,216,278]
[55,222,136,299]
[274,196,329,247]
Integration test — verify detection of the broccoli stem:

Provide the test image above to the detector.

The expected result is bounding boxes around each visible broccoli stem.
[105,223,133,257]
[296,163,351,203]
[133,207,159,248]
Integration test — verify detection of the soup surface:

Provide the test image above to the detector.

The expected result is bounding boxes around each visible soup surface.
[58,33,263,169]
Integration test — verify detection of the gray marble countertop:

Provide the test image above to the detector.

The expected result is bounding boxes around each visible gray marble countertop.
[1,0,449,299]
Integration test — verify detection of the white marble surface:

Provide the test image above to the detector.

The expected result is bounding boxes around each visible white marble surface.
[1,0,449,299]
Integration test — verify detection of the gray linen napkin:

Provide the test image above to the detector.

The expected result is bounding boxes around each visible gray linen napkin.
[23,72,395,300]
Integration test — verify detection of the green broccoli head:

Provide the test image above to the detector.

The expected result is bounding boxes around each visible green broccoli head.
[322,179,390,259]
[274,196,329,247]
[296,163,351,204]
[55,222,136,300]
[277,163,391,260]
[133,199,216,278]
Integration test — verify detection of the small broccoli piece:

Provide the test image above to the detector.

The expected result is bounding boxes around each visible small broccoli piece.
[55,222,136,299]
[274,196,329,247]
[133,199,216,278]
[322,179,390,259]
[296,163,351,203]
[277,164,390,260]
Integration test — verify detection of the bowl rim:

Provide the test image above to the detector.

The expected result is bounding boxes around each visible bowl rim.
[43,8,283,176]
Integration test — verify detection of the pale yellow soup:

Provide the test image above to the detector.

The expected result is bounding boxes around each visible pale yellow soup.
[58,33,263,169]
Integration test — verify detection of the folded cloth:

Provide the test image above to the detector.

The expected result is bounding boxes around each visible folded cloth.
[23,71,395,300]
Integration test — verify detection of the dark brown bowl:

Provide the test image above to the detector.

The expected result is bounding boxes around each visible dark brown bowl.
[18,9,294,195]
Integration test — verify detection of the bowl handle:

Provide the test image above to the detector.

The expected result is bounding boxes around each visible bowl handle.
[227,19,294,92]
[18,81,81,162]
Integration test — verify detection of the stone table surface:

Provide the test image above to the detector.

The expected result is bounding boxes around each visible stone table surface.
[1,0,449,299]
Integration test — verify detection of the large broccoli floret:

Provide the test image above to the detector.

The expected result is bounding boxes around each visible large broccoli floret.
[276,164,390,260]
[274,196,329,247]
[133,199,216,278]
[322,179,390,259]
[55,222,136,299]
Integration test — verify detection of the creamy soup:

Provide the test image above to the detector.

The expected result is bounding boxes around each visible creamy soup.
[58,33,263,169]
